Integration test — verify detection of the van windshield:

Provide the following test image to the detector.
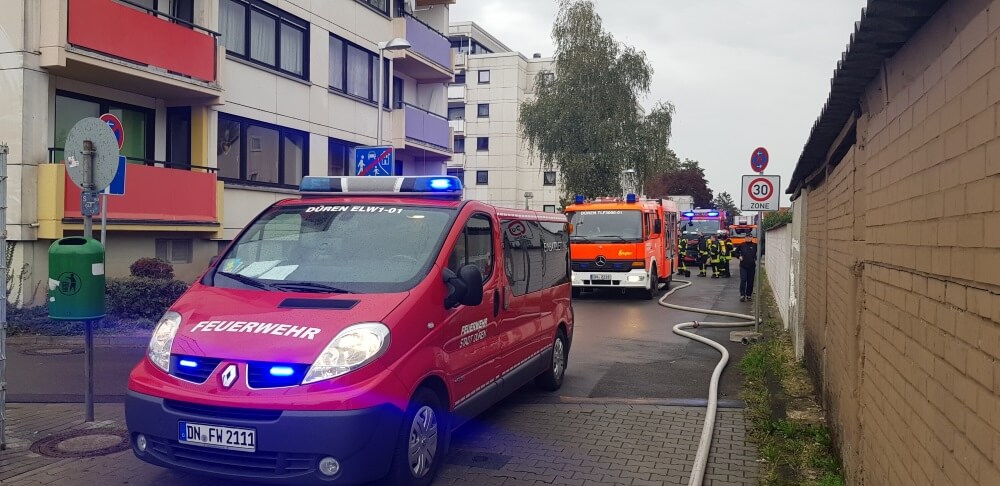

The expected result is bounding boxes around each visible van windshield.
[568,210,642,242]
[213,204,455,294]
[682,220,723,237]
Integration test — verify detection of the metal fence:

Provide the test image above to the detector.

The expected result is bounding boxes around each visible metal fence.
[0,143,8,450]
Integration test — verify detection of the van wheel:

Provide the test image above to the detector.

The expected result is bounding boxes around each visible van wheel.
[535,329,568,391]
[387,388,448,486]
[641,269,658,300]
[571,287,581,298]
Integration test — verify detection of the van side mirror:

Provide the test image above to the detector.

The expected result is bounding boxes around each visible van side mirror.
[443,264,484,309]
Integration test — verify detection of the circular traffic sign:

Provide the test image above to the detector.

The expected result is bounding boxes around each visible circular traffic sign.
[64,117,120,192]
[750,147,769,173]
[748,177,773,202]
[100,113,125,150]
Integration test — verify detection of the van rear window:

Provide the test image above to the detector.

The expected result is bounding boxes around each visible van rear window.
[214,205,455,293]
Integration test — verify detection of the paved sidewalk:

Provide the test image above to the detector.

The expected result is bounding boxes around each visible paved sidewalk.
[1,402,758,486]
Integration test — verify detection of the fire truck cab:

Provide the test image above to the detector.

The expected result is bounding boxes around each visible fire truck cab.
[564,194,679,300]
[680,208,728,264]
[728,215,758,246]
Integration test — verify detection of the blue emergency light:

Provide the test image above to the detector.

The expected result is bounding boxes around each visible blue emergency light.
[299,176,463,199]
[575,195,585,204]
[708,211,719,217]
[178,359,198,368]
[269,366,295,377]
[626,193,637,203]
[683,211,696,218]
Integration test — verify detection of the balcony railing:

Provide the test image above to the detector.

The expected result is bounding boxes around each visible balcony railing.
[404,14,451,70]
[404,103,451,151]
[448,84,466,100]
[67,0,218,83]
[449,119,465,134]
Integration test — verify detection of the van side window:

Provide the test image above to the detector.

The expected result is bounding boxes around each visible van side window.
[449,214,494,279]
[502,221,530,296]
[503,219,568,295]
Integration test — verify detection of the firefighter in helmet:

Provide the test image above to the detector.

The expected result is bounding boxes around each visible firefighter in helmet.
[696,231,709,277]
[719,231,734,278]
[677,235,690,277]
[708,233,721,278]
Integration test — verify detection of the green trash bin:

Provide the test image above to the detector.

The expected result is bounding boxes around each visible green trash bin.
[49,237,106,321]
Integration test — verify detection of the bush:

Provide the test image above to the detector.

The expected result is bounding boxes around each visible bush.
[106,277,189,320]
[129,257,175,280]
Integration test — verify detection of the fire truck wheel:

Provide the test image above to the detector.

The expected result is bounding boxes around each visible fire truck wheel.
[641,270,659,300]
[535,329,569,391]
[387,387,449,486]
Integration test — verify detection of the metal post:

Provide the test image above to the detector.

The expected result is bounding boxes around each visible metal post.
[754,212,764,332]
[80,140,95,422]
[376,47,385,147]
[0,143,8,450]
[100,190,108,246]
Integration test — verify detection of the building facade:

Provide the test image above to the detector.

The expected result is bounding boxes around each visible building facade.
[784,1,1000,484]
[447,22,561,212]
[0,0,456,303]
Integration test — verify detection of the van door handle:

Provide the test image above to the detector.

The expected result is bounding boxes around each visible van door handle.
[493,289,501,317]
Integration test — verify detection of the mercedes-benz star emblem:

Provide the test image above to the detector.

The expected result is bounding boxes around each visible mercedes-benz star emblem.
[595,256,607,267]
[221,364,238,389]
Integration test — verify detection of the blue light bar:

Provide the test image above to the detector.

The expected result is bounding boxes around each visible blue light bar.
[269,366,295,377]
[575,195,585,204]
[299,176,463,199]
[179,359,198,368]
[683,211,695,218]
[626,193,637,203]
[708,211,720,217]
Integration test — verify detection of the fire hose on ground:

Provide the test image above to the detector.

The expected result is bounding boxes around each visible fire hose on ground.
[658,279,757,486]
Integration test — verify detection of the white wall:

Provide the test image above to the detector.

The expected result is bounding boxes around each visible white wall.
[765,223,791,327]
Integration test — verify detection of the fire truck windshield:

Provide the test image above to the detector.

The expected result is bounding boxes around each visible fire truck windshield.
[682,220,723,237]
[568,210,642,242]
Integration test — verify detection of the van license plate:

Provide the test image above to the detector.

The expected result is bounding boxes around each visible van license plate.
[593,274,612,281]
[179,422,256,452]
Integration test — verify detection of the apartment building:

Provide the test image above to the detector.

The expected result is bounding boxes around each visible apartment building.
[446,22,560,211]
[0,0,456,303]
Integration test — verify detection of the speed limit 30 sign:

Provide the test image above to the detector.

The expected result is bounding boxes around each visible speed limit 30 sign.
[741,175,781,211]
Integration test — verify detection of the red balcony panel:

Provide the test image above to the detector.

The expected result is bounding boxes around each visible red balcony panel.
[68,0,216,82]
[65,164,218,223]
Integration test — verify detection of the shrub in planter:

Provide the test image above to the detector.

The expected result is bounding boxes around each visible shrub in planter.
[106,277,189,320]
[130,257,175,280]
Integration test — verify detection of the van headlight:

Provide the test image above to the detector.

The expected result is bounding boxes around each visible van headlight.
[148,311,182,372]
[303,323,390,384]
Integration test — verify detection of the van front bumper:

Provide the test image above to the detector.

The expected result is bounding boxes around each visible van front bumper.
[572,269,650,289]
[125,391,402,485]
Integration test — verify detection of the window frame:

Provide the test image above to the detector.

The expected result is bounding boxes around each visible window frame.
[220,0,309,80]
[448,213,495,281]
[217,112,310,188]
[477,103,489,118]
[355,0,389,16]
[329,33,390,106]
[476,137,489,152]
[54,90,155,163]
[156,238,194,264]
[478,70,490,84]
[543,171,556,186]
[454,137,465,153]
[476,170,488,185]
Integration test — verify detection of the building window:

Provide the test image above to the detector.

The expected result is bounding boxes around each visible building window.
[330,34,389,105]
[454,73,466,84]
[477,137,489,151]
[218,113,309,187]
[451,39,494,55]
[53,91,153,164]
[448,107,465,121]
[166,107,191,167]
[329,138,359,176]
[356,0,388,15]
[220,0,308,78]
[447,168,464,181]
[476,170,488,185]
[543,171,556,186]
[454,137,465,153]
[156,239,194,264]
[543,205,556,213]
[120,0,194,24]
[477,104,489,118]
[478,70,490,84]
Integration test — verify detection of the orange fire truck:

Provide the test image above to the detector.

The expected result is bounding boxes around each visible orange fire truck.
[680,208,728,265]
[728,215,758,245]
[564,194,680,299]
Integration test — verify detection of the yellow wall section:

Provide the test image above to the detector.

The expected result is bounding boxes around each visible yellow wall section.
[191,106,211,171]
[37,164,65,240]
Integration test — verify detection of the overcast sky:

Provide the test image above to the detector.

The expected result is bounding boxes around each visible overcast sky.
[451,0,868,207]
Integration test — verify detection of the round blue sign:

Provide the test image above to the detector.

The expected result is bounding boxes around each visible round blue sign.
[100,113,125,151]
[750,147,769,173]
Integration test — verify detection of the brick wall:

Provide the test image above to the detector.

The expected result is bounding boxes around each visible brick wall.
[798,1,1000,484]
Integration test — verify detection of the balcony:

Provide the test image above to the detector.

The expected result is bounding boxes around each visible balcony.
[449,119,465,134]
[37,162,223,239]
[393,14,453,82]
[391,103,451,159]
[40,0,222,101]
[448,84,466,101]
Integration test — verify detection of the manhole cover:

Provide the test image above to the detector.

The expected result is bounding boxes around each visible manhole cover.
[446,450,512,470]
[22,347,84,356]
[30,429,130,458]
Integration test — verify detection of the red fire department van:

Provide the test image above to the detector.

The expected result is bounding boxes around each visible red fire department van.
[125,175,573,486]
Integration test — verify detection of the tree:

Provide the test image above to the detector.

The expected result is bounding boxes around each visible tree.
[712,192,740,218]
[645,158,713,208]
[520,0,677,198]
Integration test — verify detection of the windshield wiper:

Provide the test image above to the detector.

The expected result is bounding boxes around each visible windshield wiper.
[593,235,629,242]
[570,235,591,241]
[270,281,352,294]
[217,272,274,290]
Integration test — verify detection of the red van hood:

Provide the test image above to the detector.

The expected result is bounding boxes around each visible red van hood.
[168,285,408,363]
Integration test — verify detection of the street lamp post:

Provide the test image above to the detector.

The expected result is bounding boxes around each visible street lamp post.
[622,168,637,197]
[524,191,534,210]
[376,38,412,147]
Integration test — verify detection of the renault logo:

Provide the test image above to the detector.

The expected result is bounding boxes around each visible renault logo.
[595,256,607,267]
[221,364,238,389]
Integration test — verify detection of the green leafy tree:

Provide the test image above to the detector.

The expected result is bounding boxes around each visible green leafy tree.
[520,0,677,198]
[645,158,713,208]
[712,192,741,219]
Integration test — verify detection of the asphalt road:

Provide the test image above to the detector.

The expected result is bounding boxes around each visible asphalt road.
[5,272,753,405]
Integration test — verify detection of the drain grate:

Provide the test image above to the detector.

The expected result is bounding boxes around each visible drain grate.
[30,428,130,458]
[22,347,84,356]
[446,450,512,470]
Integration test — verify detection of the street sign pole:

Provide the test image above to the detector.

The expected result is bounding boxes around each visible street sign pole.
[81,140,96,422]
[754,173,764,333]
[100,191,108,246]
[0,143,8,450]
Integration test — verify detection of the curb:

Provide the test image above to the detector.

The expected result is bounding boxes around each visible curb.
[5,334,150,347]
